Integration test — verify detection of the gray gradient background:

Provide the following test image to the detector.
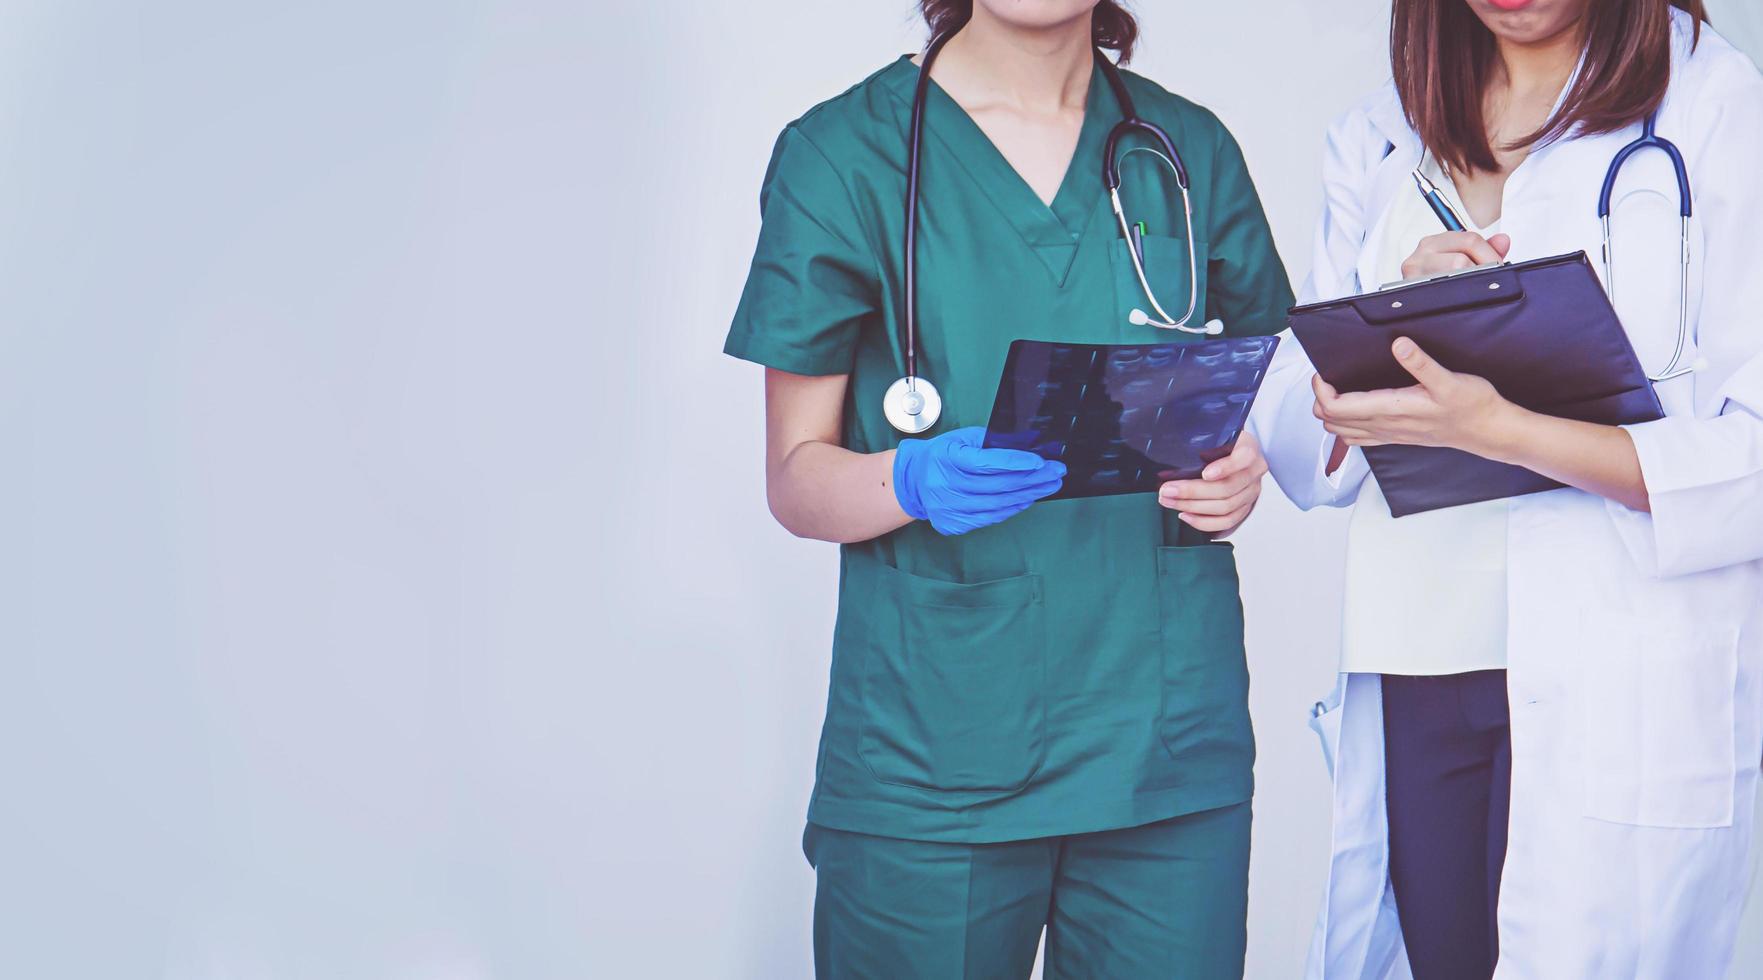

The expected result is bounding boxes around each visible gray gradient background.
[1,2,1758,977]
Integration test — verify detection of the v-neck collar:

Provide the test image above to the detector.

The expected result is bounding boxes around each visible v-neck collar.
[882,55,1119,282]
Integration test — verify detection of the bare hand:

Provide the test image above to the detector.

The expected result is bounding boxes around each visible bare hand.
[1312,339,1519,457]
[1400,231,1512,280]
[1158,432,1267,534]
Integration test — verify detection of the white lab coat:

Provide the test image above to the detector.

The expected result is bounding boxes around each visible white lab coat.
[1251,12,1763,978]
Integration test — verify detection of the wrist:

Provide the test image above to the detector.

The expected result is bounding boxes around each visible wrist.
[1471,399,1536,466]
[891,442,928,520]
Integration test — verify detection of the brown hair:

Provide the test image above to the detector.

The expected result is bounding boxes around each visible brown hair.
[919,1,1140,63]
[1392,0,1706,174]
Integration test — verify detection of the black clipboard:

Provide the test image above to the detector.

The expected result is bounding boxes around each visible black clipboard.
[983,336,1279,499]
[1287,251,1663,517]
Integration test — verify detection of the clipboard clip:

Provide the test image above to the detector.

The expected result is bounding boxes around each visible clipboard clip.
[1379,259,1508,292]
[1355,261,1525,324]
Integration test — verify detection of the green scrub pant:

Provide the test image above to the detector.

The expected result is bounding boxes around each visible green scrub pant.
[802,802,1250,979]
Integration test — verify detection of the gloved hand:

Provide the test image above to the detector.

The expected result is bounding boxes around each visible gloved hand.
[893,427,1066,536]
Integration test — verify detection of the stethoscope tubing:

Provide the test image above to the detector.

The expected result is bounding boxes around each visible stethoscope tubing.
[1598,113,1696,382]
[893,32,1204,433]
[901,29,955,389]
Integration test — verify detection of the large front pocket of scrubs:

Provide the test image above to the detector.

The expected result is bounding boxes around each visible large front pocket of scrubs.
[1110,233,1209,332]
[1154,544,1252,763]
[858,567,1047,794]
[1579,614,1741,828]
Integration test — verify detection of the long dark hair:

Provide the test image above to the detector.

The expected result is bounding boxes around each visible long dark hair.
[919,1,1140,62]
[1392,0,1706,174]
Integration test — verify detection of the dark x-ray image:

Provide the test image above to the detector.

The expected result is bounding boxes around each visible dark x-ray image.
[983,336,1280,499]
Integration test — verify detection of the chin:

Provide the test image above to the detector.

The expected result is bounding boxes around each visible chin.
[1464,0,1588,43]
[974,0,1102,32]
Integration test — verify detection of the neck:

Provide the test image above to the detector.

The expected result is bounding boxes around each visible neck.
[933,7,1095,113]
[1490,19,1585,100]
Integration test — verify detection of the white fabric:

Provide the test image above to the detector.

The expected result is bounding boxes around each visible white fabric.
[1339,168,1509,676]
[1255,12,1763,979]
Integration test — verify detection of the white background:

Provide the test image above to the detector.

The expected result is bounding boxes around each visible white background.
[1,1,1759,977]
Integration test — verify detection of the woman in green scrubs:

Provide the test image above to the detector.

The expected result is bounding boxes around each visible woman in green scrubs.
[726,2,1292,975]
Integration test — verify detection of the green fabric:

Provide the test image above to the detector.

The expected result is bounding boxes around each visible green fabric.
[727,57,1294,843]
[803,802,1252,979]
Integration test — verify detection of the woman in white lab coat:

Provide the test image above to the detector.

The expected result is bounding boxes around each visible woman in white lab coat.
[1250,1,1763,976]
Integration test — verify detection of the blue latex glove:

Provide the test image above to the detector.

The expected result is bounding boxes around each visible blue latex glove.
[893,427,1066,536]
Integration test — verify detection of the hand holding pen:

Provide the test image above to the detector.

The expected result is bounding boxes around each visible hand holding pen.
[1402,168,1512,279]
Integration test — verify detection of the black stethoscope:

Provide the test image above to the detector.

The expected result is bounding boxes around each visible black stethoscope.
[885,30,1216,435]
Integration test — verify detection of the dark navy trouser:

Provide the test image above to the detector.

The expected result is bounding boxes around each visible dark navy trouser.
[1382,669,1512,980]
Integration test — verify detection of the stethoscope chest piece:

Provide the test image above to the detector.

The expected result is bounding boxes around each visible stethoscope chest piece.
[884,375,942,434]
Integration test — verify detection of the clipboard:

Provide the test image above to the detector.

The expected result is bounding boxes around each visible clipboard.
[983,336,1279,499]
[1287,251,1664,517]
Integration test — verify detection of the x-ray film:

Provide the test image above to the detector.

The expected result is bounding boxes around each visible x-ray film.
[983,336,1280,500]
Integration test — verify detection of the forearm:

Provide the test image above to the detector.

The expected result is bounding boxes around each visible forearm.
[1479,407,1651,513]
[768,441,912,544]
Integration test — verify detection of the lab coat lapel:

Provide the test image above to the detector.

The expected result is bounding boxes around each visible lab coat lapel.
[1353,97,1420,295]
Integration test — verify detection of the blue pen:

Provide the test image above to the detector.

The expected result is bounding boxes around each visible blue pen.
[1412,169,1467,232]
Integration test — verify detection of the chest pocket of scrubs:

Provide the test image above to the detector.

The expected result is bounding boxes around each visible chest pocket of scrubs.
[1110,234,1209,333]
[858,565,1047,795]
[1578,613,1741,828]
[1154,543,1253,765]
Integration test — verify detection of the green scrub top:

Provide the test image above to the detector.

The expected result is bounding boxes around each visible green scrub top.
[726,56,1294,844]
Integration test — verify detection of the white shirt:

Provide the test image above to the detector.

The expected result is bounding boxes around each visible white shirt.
[1339,160,1509,676]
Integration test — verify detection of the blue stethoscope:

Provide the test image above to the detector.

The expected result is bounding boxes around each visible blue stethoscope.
[1600,113,1695,382]
[1422,112,1696,383]
[884,30,1212,434]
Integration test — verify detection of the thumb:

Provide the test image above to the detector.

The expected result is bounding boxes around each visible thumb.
[1202,431,1260,481]
[1488,233,1512,259]
[1392,337,1453,391]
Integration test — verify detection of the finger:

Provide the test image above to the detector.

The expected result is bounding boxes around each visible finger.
[1324,425,1384,443]
[1162,481,1259,516]
[989,478,1064,511]
[969,473,1067,506]
[966,460,1068,494]
[938,498,1034,535]
[1321,420,1381,439]
[1012,464,1069,496]
[1162,464,1260,503]
[1317,385,1429,422]
[1178,508,1249,533]
[1424,231,1503,265]
[946,442,1051,475]
[1023,472,1066,500]
[1488,233,1512,259]
[1458,236,1503,266]
[1401,233,1505,280]
[1312,374,1342,421]
[1391,337,1454,392]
